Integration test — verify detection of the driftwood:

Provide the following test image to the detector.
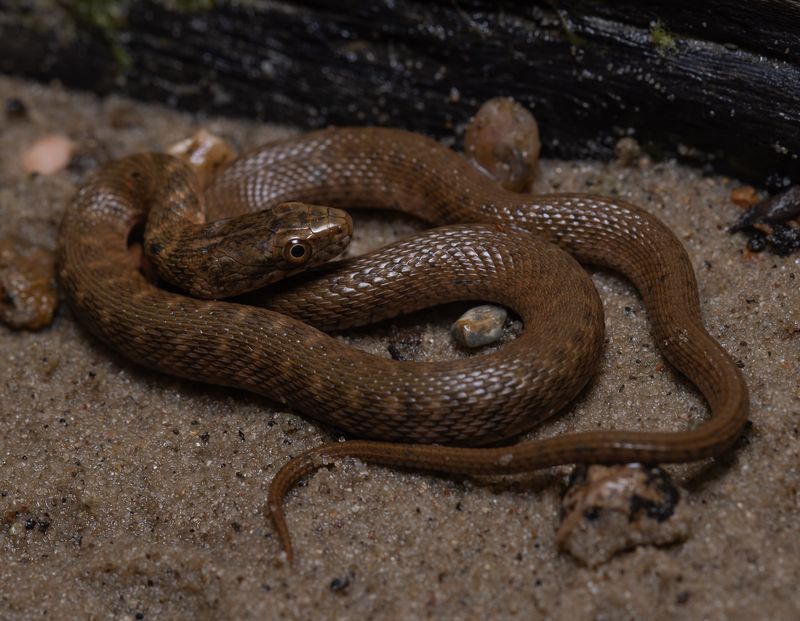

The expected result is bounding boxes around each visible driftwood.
[1,1,799,186]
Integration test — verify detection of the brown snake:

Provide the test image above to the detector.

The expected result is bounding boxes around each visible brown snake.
[57,127,749,560]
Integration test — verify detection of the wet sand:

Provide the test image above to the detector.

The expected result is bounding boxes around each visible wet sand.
[1,76,798,620]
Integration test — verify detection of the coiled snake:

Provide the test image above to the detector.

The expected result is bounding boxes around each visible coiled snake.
[57,127,749,559]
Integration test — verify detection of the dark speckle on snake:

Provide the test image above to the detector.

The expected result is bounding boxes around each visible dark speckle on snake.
[57,126,749,560]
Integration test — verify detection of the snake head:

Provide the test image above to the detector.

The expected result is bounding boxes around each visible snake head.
[268,202,353,272]
[213,201,352,296]
[157,201,353,299]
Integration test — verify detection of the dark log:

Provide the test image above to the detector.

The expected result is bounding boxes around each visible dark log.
[1,1,799,186]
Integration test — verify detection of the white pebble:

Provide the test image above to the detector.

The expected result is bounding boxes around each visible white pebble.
[22,134,74,175]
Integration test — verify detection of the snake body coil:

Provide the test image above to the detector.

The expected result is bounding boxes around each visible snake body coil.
[58,127,749,558]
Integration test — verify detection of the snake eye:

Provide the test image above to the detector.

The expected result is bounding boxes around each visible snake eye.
[283,239,312,264]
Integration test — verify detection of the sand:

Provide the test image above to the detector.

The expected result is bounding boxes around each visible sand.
[1,75,798,620]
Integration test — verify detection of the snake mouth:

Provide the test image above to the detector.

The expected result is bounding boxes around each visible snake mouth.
[321,232,352,261]
[302,206,353,265]
[301,236,350,269]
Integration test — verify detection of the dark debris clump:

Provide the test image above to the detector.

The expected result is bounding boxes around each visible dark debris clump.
[730,186,800,255]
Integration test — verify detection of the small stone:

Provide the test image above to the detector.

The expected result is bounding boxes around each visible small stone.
[730,185,761,209]
[451,304,507,348]
[21,134,75,176]
[0,235,59,330]
[614,137,642,167]
[556,464,689,567]
[464,97,540,192]
[329,570,354,593]
[168,129,237,188]
[5,98,28,120]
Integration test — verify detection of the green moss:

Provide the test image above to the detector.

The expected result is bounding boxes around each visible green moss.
[70,0,128,32]
[65,0,216,70]
[171,0,215,10]
[64,1,129,68]
[650,20,677,56]
[70,0,214,29]
[555,10,587,49]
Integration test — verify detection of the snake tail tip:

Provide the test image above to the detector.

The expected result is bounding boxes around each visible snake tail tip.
[278,532,294,564]
[268,503,294,563]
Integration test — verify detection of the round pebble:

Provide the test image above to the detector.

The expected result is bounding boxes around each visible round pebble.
[730,185,761,209]
[451,304,508,348]
[21,134,74,175]
[614,136,643,167]
[464,97,540,192]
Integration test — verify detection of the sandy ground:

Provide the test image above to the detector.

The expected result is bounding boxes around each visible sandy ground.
[1,75,798,620]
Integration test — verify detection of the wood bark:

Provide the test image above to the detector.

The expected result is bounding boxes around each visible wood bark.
[1,1,799,186]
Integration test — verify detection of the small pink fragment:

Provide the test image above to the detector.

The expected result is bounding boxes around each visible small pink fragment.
[21,134,74,175]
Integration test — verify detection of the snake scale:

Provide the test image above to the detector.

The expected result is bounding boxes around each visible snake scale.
[58,127,749,559]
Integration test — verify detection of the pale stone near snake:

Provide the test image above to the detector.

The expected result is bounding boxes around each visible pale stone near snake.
[451,304,508,348]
